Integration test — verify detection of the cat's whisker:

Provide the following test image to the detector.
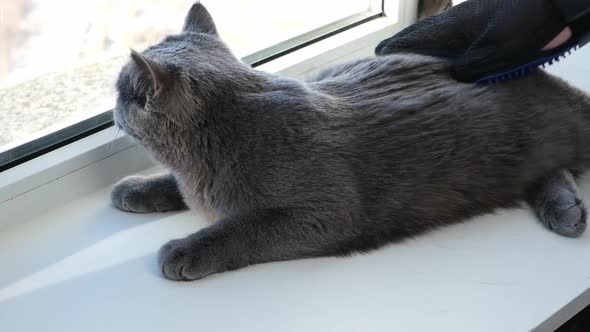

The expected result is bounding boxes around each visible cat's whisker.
[108,126,122,152]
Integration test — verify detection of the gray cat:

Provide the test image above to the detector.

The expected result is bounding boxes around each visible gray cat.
[111,3,590,281]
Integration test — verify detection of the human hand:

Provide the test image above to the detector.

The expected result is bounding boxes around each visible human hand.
[376,0,588,83]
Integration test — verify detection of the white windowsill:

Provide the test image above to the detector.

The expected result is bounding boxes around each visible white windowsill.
[2,179,590,332]
[3,2,590,330]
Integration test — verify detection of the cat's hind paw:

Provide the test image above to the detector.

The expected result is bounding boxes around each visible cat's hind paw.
[538,195,587,238]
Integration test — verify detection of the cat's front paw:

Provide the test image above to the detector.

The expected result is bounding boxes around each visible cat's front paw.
[111,176,159,213]
[158,238,220,281]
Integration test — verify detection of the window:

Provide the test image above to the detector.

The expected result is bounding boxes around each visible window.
[0,0,384,170]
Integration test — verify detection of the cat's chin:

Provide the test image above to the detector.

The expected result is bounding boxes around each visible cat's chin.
[113,113,137,140]
[196,207,223,224]
[115,123,140,141]
[124,130,141,141]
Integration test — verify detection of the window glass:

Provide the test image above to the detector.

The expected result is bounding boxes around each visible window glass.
[0,0,381,167]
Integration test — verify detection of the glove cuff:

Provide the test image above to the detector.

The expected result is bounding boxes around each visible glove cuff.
[552,0,590,22]
[551,0,590,45]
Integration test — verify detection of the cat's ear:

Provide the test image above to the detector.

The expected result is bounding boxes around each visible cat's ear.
[182,2,218,36]
[130,49,172,94]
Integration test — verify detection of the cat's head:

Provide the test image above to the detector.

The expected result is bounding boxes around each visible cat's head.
[113,2,243,142]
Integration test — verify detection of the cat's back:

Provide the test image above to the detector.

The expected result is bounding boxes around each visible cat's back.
[309,54,458,102]
[306,53,590,186]
[308,53,506,123]
[309,53,590,117]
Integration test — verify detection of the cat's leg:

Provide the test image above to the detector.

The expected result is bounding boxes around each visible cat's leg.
[111,173,187,213]
[526,170,587,237]
[159,208,354,281]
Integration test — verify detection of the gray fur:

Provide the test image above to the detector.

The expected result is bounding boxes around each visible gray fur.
[418,0,452,19]
[111,3,590,281]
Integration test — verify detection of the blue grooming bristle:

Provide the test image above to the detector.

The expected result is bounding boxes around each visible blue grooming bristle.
[476,43,579,84]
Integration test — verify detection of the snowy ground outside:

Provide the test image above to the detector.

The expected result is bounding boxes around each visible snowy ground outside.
[0,0,370,147]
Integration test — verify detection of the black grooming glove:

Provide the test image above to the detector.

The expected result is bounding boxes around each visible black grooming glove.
[376,0,590,83]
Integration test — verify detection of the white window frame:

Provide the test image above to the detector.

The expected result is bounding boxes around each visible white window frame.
[0,0,419,227]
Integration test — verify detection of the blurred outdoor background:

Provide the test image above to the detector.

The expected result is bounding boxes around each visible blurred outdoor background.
[0,0,373,149]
